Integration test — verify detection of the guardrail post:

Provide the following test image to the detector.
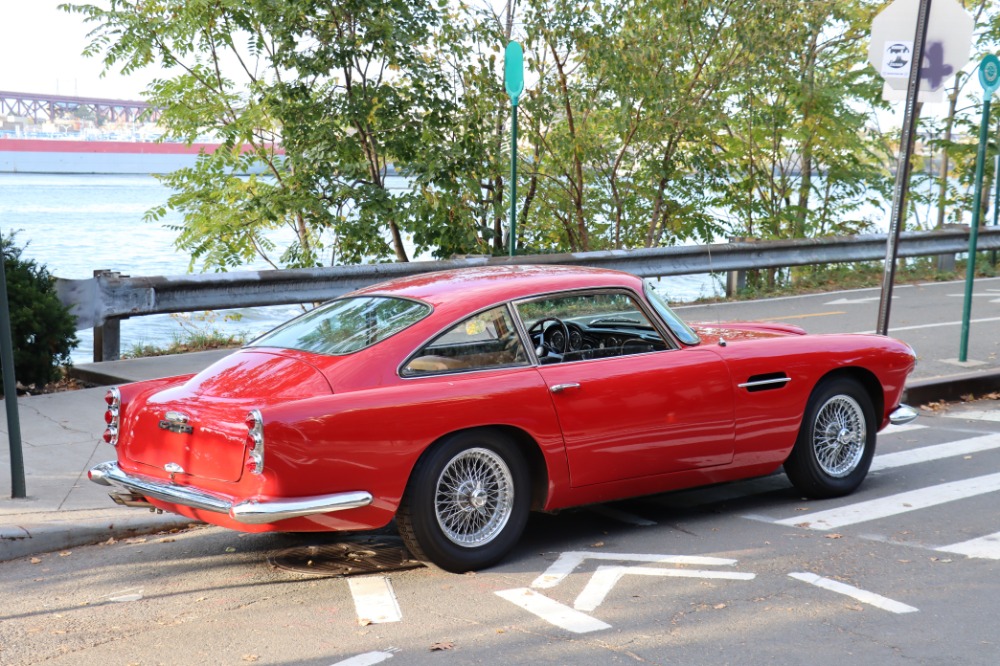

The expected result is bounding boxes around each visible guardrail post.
[93,317,122,363]
[726,237,747,297]
[91,269,124,362]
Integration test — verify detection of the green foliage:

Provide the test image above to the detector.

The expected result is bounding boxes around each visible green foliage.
[63,0,947,271]
[0,234,78,388]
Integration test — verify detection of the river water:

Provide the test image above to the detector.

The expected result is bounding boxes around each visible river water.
[1,173,724,364]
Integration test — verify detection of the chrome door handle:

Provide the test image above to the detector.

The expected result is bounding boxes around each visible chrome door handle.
[550,383,581,393]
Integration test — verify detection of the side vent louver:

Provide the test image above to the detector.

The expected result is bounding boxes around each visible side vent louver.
[738,373,791,392]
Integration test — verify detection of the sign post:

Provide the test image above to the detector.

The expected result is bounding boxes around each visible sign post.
[958,54,1000,362]
[0,230,25,498]
[868,0,974,335]
[504,42,524,257]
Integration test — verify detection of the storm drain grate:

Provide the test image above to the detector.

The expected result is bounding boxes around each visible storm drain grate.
[268,536,425,576]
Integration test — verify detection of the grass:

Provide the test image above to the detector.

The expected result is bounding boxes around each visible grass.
[124,329,248,358]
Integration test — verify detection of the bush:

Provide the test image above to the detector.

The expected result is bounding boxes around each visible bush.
[1,233,78,388]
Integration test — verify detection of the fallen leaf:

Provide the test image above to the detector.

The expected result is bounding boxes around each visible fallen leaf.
[30,557,41,564]
[794,522,812,528]
[825,534,843,539]
[242,656,259,663]
[225,547,237,553]
[59,551,72,557]
[714,603,727,610]
[591,541,605,548]
[430,642,454,651]
[795,507,810,512]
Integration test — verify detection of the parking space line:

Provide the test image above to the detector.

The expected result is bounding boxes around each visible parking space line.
[879,423,927,435]
[943,411,1000,423]
[574,565,756,612]
[774,472,1000,530]
[870,433,1000,472]
[331,651,397,666]
[937,531,1000,560]
[495,588,611,633]
[788,573,918,613]
[348,576,402,625]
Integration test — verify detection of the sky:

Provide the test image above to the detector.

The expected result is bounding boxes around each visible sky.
[0,1,155,100]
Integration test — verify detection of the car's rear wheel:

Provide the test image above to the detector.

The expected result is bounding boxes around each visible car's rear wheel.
[784,377,876,498]
[397,429,530,572]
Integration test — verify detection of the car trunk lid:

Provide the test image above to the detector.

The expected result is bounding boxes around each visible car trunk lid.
[122,350,333,482]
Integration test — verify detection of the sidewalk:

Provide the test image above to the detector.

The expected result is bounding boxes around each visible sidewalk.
[3,303,1000,563]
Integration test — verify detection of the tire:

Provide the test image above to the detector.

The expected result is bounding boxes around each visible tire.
[397,430,530,573]
[784,377,876,499]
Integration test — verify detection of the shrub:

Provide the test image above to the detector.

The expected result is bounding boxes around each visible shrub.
[1,233,78,388]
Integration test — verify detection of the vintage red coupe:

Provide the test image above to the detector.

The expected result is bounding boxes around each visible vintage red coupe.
[90,265,917,572]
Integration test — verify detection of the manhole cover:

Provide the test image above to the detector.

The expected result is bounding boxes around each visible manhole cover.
[268,536,424,576]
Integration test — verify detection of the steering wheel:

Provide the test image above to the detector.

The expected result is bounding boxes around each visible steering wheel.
[528,317,570,357]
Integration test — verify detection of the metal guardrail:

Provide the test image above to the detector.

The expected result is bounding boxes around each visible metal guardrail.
[55,227,1000,361]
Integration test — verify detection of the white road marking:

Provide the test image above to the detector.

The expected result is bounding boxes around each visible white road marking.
[853,314,1000,335]
[825,297,881,304]
[348,576,402,625]
[774,472,1000,530]
[870,433,1000,472]
[788,572,918,614]
[574,565,756,612]
[330,651,397,666]
[588,505,657,526]
[937,531,1000,560]
[531,551,738,589]
[495,588,611,633]
[943,410,1000,423]
[879,423,927,435]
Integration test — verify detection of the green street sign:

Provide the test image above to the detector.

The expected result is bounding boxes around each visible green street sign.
[980,53,1000,94]
[505,41,524,104]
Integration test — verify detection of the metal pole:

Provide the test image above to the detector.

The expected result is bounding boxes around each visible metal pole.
[991,153,999,267]
[0,231,26,498]
[959,96,993,361]
[509,103,518,257]
[876,0,932,336]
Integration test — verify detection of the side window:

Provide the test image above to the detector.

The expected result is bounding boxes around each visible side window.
[516,291,667,364]
[402,305,529,376]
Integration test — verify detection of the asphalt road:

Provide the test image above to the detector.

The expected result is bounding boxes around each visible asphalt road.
[672,275,1000,384]
[3,400,1000,665]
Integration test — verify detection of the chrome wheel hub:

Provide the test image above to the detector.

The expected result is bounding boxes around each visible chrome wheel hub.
[435,447,515,547]
[813,395,867,478]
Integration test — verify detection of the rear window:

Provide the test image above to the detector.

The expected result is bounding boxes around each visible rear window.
[249,296,430,355]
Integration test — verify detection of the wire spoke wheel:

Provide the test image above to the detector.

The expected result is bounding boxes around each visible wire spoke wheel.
[812,395,866,478]
[434,447,515,547]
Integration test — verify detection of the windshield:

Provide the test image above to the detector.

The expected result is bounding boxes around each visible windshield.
[250,296,431,355]
[643,281,700,345]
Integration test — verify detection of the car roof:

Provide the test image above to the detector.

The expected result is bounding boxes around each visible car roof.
[354,265,644,310]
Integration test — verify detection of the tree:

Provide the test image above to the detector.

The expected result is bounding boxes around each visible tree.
[65,0,470,268]
[1,234,78,388]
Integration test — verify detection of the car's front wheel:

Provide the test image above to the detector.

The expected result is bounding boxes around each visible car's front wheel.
[784,377,876,498]
[397,430,530,572]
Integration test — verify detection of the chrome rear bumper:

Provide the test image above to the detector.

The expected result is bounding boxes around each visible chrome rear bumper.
[88,461,373,525]
[889,404,919,426]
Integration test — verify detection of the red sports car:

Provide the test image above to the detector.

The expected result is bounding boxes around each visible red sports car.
[90,265,917,572]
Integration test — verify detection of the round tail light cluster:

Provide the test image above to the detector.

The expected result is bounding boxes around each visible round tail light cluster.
[103,387,121,446]
[245,409,265,475]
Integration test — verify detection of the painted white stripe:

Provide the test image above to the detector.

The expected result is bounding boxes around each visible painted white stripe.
[879,423,927,435]
[943,410,1000,423]
[937,531,1000,560]
[330,651,396,666]
[870,433,1000,472]
[588,505,657,526]
[788,572,918,614]
[348,576,402,625]
[853,314,1000,335]
[574,565,756,612]
[531,551,738,589]
[775,472,1000,530]
[495,588,611,633]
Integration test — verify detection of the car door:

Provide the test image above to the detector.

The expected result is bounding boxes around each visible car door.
[517,291,736,487]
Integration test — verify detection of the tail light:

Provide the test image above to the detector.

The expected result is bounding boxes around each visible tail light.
[103,387,121,446]
[245,409,265,475]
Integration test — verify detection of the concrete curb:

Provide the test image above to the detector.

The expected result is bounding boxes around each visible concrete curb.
[904,370,1000,406]
[0,512,195,563]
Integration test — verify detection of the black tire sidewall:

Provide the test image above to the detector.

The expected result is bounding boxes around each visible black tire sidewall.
[400,430,530,573]
[785,377,876,498]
